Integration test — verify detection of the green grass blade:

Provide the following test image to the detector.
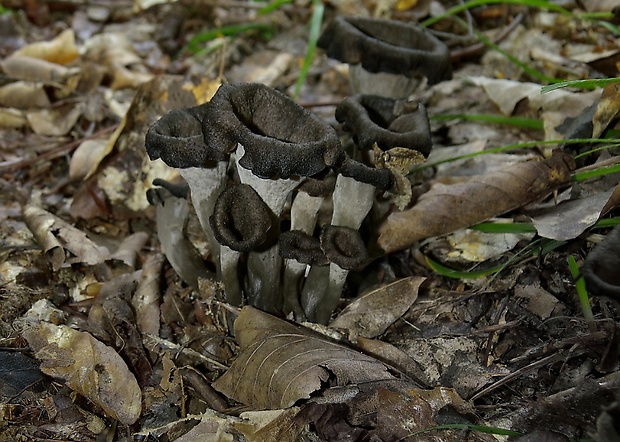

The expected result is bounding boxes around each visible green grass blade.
[258,0,293,14]
[293,0,323,99]
[412,138,607,173]
[470,222,537,233]
[472,28,561,84]
[572,164,620,181]
[568,255,595,325]
[594,218,620,228]
[431,113,543,130]
[421,0,571,28]
[426,256,505,279]
[187,23,274,53]
[541,77,620,94]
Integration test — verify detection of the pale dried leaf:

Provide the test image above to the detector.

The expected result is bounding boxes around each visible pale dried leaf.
[0,81,51,108]
[530,185,620,240]
[212,306,397,410]
[1,54,78,83]
[13,29,79,65]
[592,83,620,139]
[132,253,164,336]
[376,152,575,253]
[23,202,109,268]
[110,231,149,268]
[445,228,535,262]
[0,107,28,129]
[27,103,82,136]
[23,323,142,425]
[22,203,65,271]
[69,138,109,180]
[330,277,424,338]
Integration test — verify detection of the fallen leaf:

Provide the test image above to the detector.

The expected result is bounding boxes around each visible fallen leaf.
[23,323,142,425]
[69,138,110,180]
[375,151,575,253]
[0,54,78,83]
[330,277,424,338]
[530,185,620,240]
[26,102,82,136]
[0,81,51,108]
[592,82,620,138]
[132,253,164,336]
[23,201,110,269]
[444,228,535,262]
[212,306,398,410]
[13,28,79,65]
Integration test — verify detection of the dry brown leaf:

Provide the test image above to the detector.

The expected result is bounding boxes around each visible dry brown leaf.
[23,323,142,425]
[330,277,424,339]
[26,102,82,136]
[592,82,620,138]
[530,185,620,241]
[0,107,28,129]
[13,29,79,65]
[132,253,164,336]
[23,202,109,270]
[0,81,51,108]
[356,336,430,386]
[1,54,78,83]
[212,306,397,410]
[375,151,575,253]
[69,138,109,180]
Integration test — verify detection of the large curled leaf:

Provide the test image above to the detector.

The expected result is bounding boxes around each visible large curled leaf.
[376,151,575,253]
[330,277,424,339]
[212,306,397,410]
[23,323,142,425]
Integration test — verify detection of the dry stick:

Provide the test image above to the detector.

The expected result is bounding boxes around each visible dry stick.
[449,12,525,63]
[470,351,569,402]
[481,294,511,367]
[0,124,118,174]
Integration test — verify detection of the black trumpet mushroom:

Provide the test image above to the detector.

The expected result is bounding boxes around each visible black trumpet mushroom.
[318,16,452,98]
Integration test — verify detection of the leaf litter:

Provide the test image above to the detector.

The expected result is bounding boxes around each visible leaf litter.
[1,1,620,441]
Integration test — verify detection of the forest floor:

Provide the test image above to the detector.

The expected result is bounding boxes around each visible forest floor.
[1,0,620,441]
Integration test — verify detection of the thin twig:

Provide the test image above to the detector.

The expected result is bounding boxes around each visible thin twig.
[0,125,117,174]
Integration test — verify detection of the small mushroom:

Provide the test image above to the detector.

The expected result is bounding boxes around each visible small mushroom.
[302,225,368,323]
[283,173,336,319]
[318,16,452,98]
[279,230,329,320]
[336,94,432,209]
[335,94,432,156]
[145,105,230,296]
[209,183,275,305]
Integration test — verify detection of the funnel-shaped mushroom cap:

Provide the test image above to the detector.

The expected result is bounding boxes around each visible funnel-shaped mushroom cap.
[279,230,329,266]
[582,226,620,299]
[209,184,274,252]
[336,94,433,157]
[338,157,394,191]
[320,225,368,271]
[145,106,229,167]
[318,16,452,85]
[203,83,344,179]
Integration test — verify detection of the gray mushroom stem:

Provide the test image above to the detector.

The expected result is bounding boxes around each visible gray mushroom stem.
[178,163,228,265]
[146,185,214,290]
[283,190,326,319]
[301,174,374,322]
[236,144,300,312]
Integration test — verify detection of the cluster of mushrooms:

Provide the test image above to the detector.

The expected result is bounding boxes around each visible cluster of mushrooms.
[144,16,452,323]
